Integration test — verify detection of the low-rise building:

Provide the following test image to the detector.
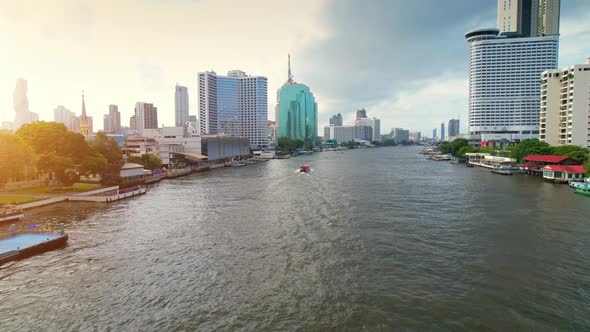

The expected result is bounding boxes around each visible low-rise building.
[120,162,150,182]
[520,154,582,175]
[542,165,586,183]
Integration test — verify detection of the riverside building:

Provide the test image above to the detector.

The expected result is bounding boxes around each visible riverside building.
[198,70,268,149]
[540,59,590,148]
[465,28,558,142]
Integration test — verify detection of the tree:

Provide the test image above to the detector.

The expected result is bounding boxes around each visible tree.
[383,139,396,146]
[456,145,476,157]
[450,138,469,157]
[16,122,89,185]
[129,154,162,170]
[510,139,553,162]
[437,141,452,154]
[551,145,589,163]
[88,132,124,185]
[0,132,34,184]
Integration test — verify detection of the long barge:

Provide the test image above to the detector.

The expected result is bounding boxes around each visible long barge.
[0,226,68,265]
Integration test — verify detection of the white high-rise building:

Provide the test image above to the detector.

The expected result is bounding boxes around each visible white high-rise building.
[465,28,558,140]
[358,117,381,142]
[198,70,268,149]
[540,59,590,147]
[13,78,38,129]
[175,85,189,127]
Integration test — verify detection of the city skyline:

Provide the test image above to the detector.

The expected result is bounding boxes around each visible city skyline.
[1,0,589,136]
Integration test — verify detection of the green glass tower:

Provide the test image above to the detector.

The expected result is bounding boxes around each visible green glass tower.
[277,55,318,144]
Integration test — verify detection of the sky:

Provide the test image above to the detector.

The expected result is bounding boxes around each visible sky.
[1,0,589,136]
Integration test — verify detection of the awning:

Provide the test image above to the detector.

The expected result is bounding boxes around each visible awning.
[173,152,208,161]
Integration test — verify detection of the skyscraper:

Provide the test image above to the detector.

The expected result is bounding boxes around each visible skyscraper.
[103,105,121,133]
[13,78,38,129]
[433,128,437,140]
[133,102,158,131]
[175,84,189,127]
[498,0,560,37]
[440,122,446,141]
[329,113,343,126]
[358,117,381,142]
[79,92,91,136]
[198,70,268,149]
[538,0,560,36]
[465,28,558,140]
[355,109,367,124]
[448,119,460,138]
[277,55,318,144]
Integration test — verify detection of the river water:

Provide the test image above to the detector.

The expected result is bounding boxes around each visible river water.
[1,146,589,331]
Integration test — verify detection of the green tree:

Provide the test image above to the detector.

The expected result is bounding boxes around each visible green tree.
[128,154,162,170]
[0,132,34,184]
[450,138,469,157]
[16,122,89,185]
[89,132,124,185]
[383,139,396,146]
[551,145,589,162]
[437,141,452,154]
[510,139,553,162]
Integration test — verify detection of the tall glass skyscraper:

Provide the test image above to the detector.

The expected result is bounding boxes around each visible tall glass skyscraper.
[276,55,318,144]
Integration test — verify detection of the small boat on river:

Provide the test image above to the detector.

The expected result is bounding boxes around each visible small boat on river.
[491,165,513,176]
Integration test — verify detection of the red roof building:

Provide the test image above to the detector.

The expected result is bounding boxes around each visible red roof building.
[523,155,581,165]
[542,165,586,183]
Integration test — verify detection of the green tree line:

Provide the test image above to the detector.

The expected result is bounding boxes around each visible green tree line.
[0,122,125,186]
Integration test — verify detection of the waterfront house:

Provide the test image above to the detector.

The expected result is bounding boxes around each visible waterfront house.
[120,163,150,182]
[542,165,586,183]
[520,155,581,176]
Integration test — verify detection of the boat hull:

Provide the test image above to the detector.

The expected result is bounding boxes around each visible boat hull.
[574,189,590,197]
[0,234,68,265]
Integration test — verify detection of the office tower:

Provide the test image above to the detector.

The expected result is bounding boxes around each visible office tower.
[329,113,343,126]
[133,102,158,131]
[13,78,38,129]
[538,0,560,36]
[53,105,74,130]
[79,92,91,136]
[198,70,268,149]
[175,84,189,127]
[276,55,318,144]
[433,128,437,140]
[108,105,121,133]
[355,109,367,124]
[440,123,446,140]
[448,119,460,138]
[540,59,590,147]
[465,28,558,140]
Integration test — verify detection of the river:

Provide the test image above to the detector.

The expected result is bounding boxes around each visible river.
[1,146,589,330]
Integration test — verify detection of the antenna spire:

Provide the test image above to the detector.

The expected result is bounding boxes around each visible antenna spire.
[288,54,293,83]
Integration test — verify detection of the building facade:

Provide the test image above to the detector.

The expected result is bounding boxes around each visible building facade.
[538,0,560,36]
[358,117,381,142]
[198,70,268,149]
[497,0,559,37]
[276,56,318,145]
[175,84,189,127]
[103,104,121,133]
[393,128,410,143]
[330,113,343,126]
[465,28,559,141]
[324,125,372,143]
[440,123,446,140]
[133,102,158,131]
[448,119,460,138]
[13,78,38,129]
[54,106,74,130]
[409,132,422,142]
[540,60,590,147]
[433,128,437,140]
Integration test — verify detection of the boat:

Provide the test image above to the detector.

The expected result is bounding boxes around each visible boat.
[0,225,68,265]
[466,162,475,168]
[574,187,590,197]
[0,204,24,223]
[299,164,311,173]
[491,165,513,176]
[569,181,590,189]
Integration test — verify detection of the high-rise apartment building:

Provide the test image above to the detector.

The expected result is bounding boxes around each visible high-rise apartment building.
[358,117,381,142]
[538,0,560,36]
[198,70,268,149]
[448,119,460,138]
[540,60,590,147]
[355,109,367,123]
[330,113,343,126]
[465,28,558,140]
[133,102,158,131]
[277,56,317,144]
[440,123,446,140]
[175,84,189,127]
